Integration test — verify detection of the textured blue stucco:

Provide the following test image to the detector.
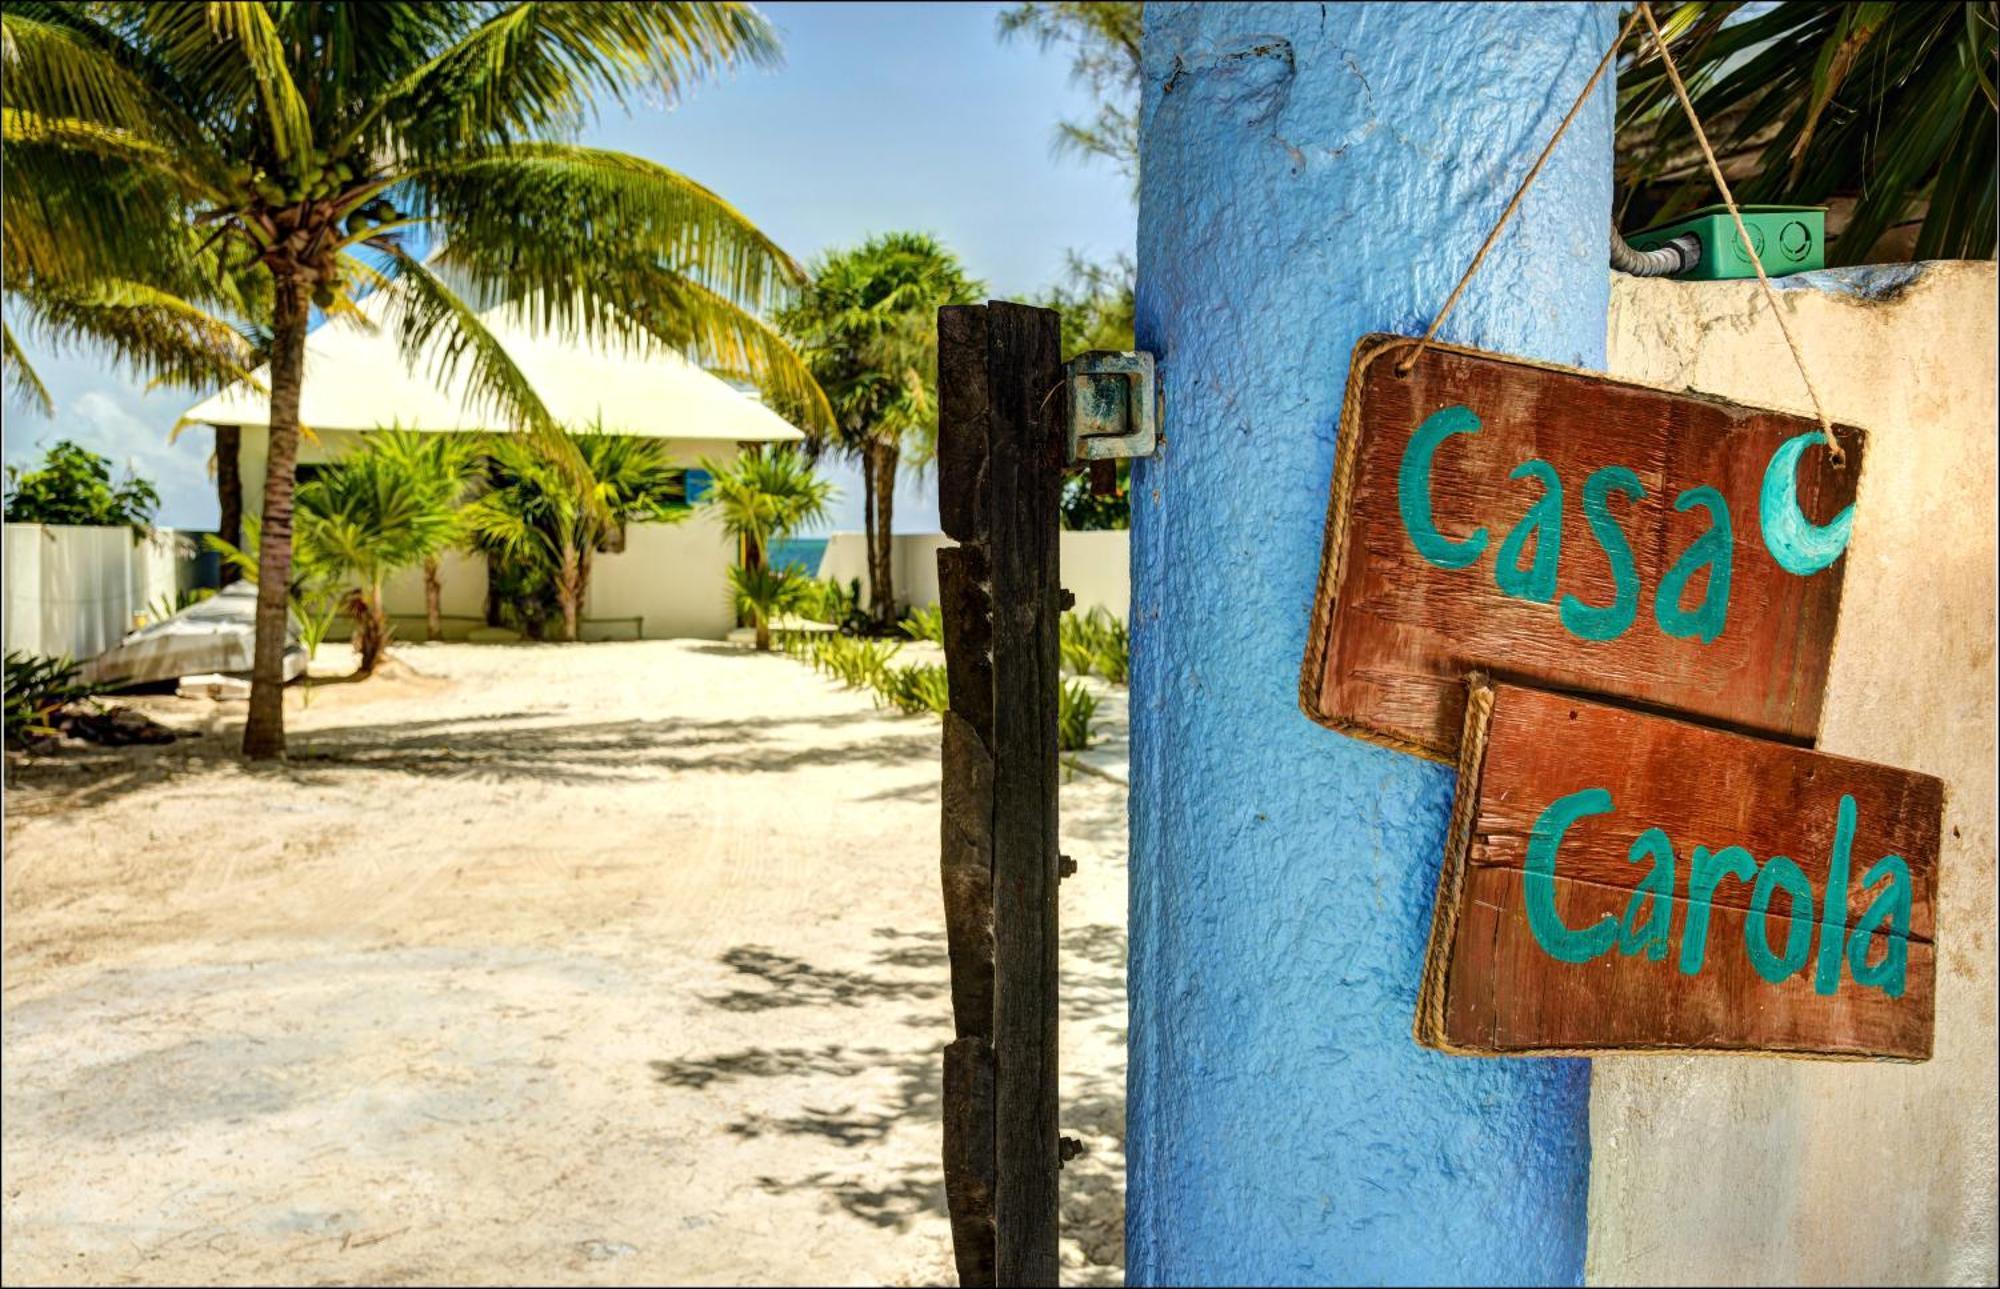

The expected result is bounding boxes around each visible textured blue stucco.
[1128,5,1617,1284]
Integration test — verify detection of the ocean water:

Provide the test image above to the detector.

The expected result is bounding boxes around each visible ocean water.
[768,537,828,577]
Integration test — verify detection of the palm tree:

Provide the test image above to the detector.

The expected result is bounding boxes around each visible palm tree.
[1619,2,1997,263]
[3,2,830,758]
[466,429,688,643]
[779,233,982,627]
[292,449,460,676]
[701,445,833,650]
[360,428,486,641]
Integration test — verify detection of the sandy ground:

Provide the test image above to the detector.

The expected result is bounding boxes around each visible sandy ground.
[1,640,1128,1286]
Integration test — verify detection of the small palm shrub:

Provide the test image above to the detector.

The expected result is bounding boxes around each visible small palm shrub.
[1058,680,1098,752]
[803,635,903,691]
[879,662,950,715]
[1059,608,1129,685]
[730,564,810,652]
[5,653,98,746]
[900,604,945,644]
[142,587,215,626]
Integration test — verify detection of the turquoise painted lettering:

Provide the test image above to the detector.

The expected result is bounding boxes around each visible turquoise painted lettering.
[1559,465,1645,641]
[1746,855,1815,982]
[1760,431,1854,576]
[1618,827,1676,961]
[1846,853,1912,999]
[1813,794,1857,995]
[1494,459,1563,603]
[1678,843,1757,976]
[1654,485,1733,644]
[1524,787,1619,964]
[1398,405,1488,569]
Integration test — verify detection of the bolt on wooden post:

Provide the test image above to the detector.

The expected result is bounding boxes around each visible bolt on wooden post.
[935,301,1065,1287]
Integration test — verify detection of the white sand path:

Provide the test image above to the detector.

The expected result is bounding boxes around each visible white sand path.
[2,641,1127,1285]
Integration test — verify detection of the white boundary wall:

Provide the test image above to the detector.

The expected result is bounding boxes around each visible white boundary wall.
[819,529,1131,620]
[3,524,196,662]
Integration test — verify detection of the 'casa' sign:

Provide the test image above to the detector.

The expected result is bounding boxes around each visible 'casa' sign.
[1300,335,1867,760]
[1415,681,1941,1060]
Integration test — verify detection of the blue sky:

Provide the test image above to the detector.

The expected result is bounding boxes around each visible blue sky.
[1,1,1137,533]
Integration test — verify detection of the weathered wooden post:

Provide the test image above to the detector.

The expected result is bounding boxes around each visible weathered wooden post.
[936,301,1065,1286]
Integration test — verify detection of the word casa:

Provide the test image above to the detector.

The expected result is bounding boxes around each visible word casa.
[1524,788,1913,999]
[1397,406,1854,645]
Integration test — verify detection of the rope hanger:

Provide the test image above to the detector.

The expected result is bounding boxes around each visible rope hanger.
[1397,1,1842,464]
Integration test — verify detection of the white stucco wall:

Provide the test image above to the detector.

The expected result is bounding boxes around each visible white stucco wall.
[233,429,743,641]
[1588,261,1998,1286]
[819,529,1131,620]
[3,524,195,661]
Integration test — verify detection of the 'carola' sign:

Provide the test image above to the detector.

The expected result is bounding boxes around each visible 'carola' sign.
[1416,682,1940,1061]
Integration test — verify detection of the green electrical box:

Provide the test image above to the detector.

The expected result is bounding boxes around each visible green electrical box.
[1627,204,1826,280]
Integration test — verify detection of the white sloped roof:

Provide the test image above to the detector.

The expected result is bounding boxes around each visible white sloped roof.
[182,282,804,442]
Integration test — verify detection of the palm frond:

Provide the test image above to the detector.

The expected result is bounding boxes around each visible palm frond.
[9,276,261,398]
[414,142,803,313]
[136,2,313,165]
[2,317,54,415]
[342,1,779,158]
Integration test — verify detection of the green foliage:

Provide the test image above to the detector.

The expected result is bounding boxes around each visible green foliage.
[795,575,872,634]
[1058,607,1129,685]
[778,232,982,622]
[4,651,99,745]
[998,2,1143,185]
[1034,254,1134,529]
[1059,461,1130,531]
[780,233,985,463]
[701,445,834,551]
[1620,2,1998,264]
[142,586,214,625]
[465,427,689,640]
[797,633,903,692]
[1040,251,1136,356]
[729,562,810,642]
[1,1,828,428]
[1058,679,1099,752]
[878,662,951,716]
[899,604,945,644]
[2,440,160,528]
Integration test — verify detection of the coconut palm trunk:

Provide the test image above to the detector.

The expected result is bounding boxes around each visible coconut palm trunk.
[868,438,898,626]
[558,536,582,642]
[243,281,312,758]
[423,557,444,641]
[215,426,245,586]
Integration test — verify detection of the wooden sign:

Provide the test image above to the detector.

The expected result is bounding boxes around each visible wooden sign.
[1300,335,1867,760]
[1416,680,1942,1060]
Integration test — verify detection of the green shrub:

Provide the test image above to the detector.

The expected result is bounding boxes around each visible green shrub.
[142,587,215,626]
[807,635,902,691]
[1058,680,1098,752]
[797,576,865,629]
[1058,607,1129,685]
[899,604,945,644]
[4,652,98,746]
[878,662,950,716]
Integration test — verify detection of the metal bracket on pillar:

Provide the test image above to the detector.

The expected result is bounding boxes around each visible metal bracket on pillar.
[1065,350,1160,464]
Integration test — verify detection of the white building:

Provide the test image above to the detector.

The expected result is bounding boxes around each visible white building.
[180,289,805,642]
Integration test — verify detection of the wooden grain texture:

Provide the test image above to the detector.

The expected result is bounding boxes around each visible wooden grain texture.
[1302,335,1866,761]
[983,301,1065,1286]
[933,301,1063,1285]
[1419,681,1941,1060]
[942,1037,997,1286]
[936,304,998,1286]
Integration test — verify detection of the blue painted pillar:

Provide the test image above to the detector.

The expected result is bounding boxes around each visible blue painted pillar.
[1129,4,1616,1283]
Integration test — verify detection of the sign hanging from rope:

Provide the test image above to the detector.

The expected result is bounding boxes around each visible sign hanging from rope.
[1297,333,1864,759]
[1296,2,1942,1062]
